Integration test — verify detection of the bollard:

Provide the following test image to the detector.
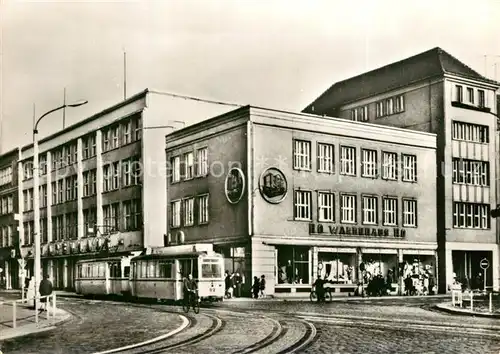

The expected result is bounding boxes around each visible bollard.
[46,296,50,320]
[489,292,493,313]
[12,301,17,329]
[470,292,474,312]
[35,296,39,325]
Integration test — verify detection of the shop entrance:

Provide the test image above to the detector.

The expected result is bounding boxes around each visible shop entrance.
[452,250,493,290]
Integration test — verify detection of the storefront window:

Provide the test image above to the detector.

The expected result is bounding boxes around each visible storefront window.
[277,246,310,285]
[318,252,356,284]
[217,246,247,278]
[362,253,398,283]
[402,254,436,294]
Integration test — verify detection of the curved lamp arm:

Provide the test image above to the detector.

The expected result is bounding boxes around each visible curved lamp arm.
[33,100,88,134]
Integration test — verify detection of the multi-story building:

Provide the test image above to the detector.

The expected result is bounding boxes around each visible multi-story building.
[15,89,237,290]
[303,47,500,292]
[165,105,437,296]
[0,148,20,289]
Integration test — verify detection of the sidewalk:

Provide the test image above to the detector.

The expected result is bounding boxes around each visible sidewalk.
[435,302,500,319]
[0,293,71,341]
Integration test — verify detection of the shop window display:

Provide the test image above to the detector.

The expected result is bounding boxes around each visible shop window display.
[402,255,436,295]
[317,252,356,284]
[277,246,310,285]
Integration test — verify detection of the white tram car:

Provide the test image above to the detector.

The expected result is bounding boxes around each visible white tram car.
[75,255,136,297]
[74,244,225,303]
[130,244,225,302]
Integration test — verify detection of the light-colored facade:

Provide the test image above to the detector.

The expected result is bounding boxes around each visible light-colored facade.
[166,106,437,296]
[304,48,500,292]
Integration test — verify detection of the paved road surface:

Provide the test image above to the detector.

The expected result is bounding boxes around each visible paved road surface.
[1,296,499,354]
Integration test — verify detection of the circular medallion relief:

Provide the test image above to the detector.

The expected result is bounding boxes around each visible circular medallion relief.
[259,167,288,204]
[225,168,245,204]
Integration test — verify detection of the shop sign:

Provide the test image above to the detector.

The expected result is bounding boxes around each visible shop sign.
[259,167,288,204]
[225,168,245,204]
[309,223,406,239]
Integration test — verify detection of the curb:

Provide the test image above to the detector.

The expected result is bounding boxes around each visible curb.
[228,294,450,302]
[0,308,72,341]
[435,302,500,319]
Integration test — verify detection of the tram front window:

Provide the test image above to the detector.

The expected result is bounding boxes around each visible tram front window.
[202,261,222,279]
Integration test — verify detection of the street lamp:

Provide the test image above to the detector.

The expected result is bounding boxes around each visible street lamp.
[32,99,88,309]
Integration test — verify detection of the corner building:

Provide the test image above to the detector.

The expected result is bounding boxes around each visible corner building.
[304,47,500,292]
[15,89,233,290]
[166,106,437,296]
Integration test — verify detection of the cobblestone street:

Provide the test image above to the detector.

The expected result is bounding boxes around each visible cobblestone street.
[1,296,500,353]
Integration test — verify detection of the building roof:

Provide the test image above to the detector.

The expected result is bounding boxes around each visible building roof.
[303,47,500,113]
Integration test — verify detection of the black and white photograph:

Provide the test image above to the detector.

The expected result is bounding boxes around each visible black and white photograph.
[0,0,500,353]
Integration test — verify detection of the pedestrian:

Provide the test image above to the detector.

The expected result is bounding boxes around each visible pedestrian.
[259,275,266,298]
[252,276,260,299]
[312,276,325,302]
[234,272,242,297]
[224,271,232,299]
[39,274,53,312]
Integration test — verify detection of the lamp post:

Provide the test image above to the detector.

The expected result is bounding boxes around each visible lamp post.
[32,100,88,309]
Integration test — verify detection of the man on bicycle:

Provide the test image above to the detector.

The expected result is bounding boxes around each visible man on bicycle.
[183,273,198,305]
[312,276,326,303]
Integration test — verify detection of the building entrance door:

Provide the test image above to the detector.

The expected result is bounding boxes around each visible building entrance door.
[452,250,492,290]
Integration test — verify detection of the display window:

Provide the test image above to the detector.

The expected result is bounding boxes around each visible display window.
[317,251,356,284]
[276,246,310,285]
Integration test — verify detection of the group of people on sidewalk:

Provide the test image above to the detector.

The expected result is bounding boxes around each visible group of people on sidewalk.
[224,271,266,299]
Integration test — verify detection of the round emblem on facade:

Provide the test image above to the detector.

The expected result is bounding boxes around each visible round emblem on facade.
[225,167,245,204]
[259,167,288,204]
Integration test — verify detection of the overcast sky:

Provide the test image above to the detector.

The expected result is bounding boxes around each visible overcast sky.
[1,0,500,152]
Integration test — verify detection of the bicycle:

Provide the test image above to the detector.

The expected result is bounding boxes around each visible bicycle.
[309,287,332,303]
[182,290,200,314]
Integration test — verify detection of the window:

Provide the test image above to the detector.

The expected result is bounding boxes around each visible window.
[293,140,311,170]
[394,95,405,113]
[0,166,12,186]
[184,152,194,179]
[110,125,120,149]
[317,143,334,173]
[340,194,356,223]
[82,134,97,159]
[83,208,97,237]
[123,120,132,145]
[402,154,417,182]
[383,197,398,226]
[452,121,489,143]
[65,176,77,201]
[102,129,110,151]
[196,147,208,176]
[455,85,463,102]
[23,189,33,211]
[467,87,474,104]
[103,203,119,232]
[294,190,312,220]
[131,157,141,185]
[452,159,489,186]
[317,192,334,222]
[403,199,417,227]
[277,246,310,284]
[376,101,385,118]
[183,198,194,226]
[112,162,120,190]
[23,221,34,245]
[453,202,490,229]
[382,152,398,180]
[340,146,356,176]
[23,160,33,180]
[39,154,47,175]
[124,199,142,231]
[65,212,78,240]
[171,156,181,182]
[350,106,368,122]
[478,90,486,108]
[133,116,142,141]
[7,195,13,212]
[52,215,64,241]
[376,95,404,118]
[103,165,111,192]
[362,196,377,225]
[198,194,209,224]
[361,149,377,178]
[171,200,181,228]
[386,98,393,115]
[122,160,131,187]
[57,180,64,203]
[40,185,47,207]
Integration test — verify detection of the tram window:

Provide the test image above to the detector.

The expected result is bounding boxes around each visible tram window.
[124,266,130,278]
[201,261,222,279]
[77,265,82,278]
[140,261,147,279]
[98,263,105,278]
[110,262,121,278]
[179,259,198,278]
[159,261,172,278]
[147,261,157,278]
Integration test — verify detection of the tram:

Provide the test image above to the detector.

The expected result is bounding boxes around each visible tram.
[74,243,225,303]
[75,255,136,297]
[130,243,225,302]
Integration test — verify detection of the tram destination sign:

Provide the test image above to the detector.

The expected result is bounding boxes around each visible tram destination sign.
[309,223,406,239]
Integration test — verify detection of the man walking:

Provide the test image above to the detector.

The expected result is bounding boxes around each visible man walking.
[39,274,53,312]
